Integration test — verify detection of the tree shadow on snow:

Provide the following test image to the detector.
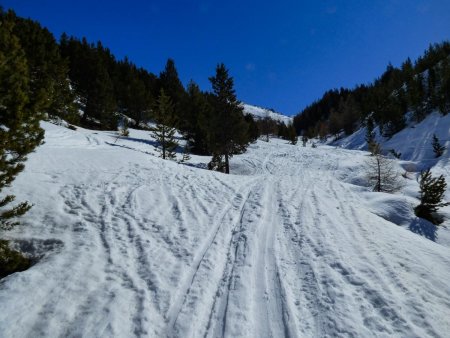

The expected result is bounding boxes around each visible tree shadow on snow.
[409,217,437,242]
[108,135,159,148]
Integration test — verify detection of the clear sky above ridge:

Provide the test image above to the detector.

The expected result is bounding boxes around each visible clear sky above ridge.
[4,0,450,116]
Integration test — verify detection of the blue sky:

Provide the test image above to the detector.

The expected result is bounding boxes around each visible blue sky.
[4,0,450,115]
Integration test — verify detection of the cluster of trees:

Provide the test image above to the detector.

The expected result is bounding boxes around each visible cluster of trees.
[257,116,297,144]
[366,139,448,225]
[294,42,450,139]
[2,9,268,166]
[0,10,45,277]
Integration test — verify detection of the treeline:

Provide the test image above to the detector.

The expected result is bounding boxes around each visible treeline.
[1,9,263,159]
[294,42,450,139]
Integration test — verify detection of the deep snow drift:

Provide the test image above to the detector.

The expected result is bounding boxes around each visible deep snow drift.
[1,122,450,337]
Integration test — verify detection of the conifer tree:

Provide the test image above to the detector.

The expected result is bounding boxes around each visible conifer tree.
[414,169,449,224]
[287,123,298,145]
[244,114,259,143]
[151,89,178,160]
[432,134,446,158]
[7,12,77,121]
[184,81,211,155]
[159,59,186,125]
[208,64,249,174]
[0,13,44,230]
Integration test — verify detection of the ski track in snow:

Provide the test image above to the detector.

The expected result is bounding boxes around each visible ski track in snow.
[1,123,450,337]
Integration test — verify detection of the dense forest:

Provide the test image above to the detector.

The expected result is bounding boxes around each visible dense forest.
[293,42,450,139]
[0,9,269,162]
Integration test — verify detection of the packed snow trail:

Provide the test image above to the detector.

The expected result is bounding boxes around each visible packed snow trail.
[0,122,449,337]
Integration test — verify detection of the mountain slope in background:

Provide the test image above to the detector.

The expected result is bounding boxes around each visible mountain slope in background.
[243,103,293,125]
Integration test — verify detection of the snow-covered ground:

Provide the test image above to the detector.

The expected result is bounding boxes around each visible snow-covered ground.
[243,103,293,125]
[1,122,450,337]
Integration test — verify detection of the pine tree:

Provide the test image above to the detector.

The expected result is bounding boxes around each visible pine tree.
[432,134,445,158]
[414,169,450,224]
[208,64,249,174]
[159,59,186,126]
[151,89,178,160]
[0,13,44,230]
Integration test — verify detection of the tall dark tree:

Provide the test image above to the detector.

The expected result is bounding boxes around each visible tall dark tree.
[208,64,249,174]
[159,59,186,125]
[184,81,211,155]
[151,89,178,160]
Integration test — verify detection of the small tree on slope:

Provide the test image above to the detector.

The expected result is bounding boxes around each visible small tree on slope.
[366,143,404,193]
[287,123,298,145]
[414,169,449,224]
[151,89,178,160]
[432,134,445,158]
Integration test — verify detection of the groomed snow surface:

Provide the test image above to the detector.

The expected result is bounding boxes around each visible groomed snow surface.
[1,121,450,337]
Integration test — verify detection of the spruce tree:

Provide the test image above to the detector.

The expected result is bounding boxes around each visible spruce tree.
[208,64,249,174]
[151,89,178,160]
[432,134,445,158]
[414,169,449,224]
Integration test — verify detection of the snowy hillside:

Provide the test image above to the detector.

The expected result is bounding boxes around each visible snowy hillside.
[334,111,450,184]
[242,103,293,125]
[1,122,450,337]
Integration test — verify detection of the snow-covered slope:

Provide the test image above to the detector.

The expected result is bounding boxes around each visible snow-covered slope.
[242,103,293,125]
[335,112,450,163]
[1,122,450,337]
